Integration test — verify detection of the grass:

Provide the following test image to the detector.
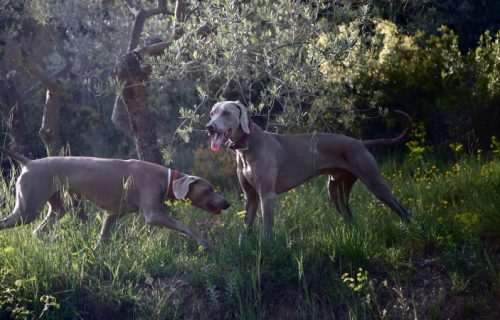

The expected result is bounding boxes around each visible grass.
[0,155,499,319]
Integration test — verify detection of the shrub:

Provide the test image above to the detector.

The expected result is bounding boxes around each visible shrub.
[317,19,500,155]
[193,143,238,188]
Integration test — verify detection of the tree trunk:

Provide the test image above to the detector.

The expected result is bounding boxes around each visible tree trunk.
[1,39,72,156]
[113,0,213,163]
[112,0,176,163]
[0,71,30,155]
[111,0,169,141]
[111,95,134,139]
[39,88,63,156]
[116,52,162,162]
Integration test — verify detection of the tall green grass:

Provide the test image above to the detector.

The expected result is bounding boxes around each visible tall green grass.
[1,156,499,319]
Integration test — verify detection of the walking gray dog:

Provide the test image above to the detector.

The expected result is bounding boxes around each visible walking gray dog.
[0,146,230,249]
[206,101,413,239]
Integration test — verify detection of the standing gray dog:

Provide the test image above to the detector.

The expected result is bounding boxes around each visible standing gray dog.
[206,101,412,239]
[0,146,230,249]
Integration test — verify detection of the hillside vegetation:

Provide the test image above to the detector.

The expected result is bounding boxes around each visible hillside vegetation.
[1,1,499,318]
[1,153,499,319]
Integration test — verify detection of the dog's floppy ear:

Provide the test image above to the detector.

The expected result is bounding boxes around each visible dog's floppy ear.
[233,100,250,134]
[172,175,198,199]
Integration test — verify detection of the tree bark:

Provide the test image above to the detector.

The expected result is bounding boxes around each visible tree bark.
[115,52,162,162]
[113,0,214,163]
[111,95,134,139]
[1,39,72,156]
[113,0,178,163]
[39,89,63,156]
[111,0,169,140]
[0,70,30,156]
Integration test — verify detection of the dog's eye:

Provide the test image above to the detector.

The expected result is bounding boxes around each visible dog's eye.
[210,110,214,116]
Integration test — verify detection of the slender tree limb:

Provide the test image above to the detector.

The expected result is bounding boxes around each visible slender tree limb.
[1,39,59,92]
[123,0,140,16]
[0,38,73,156]
[173,0,187,39]
[127,0,169,52]
[135,40,174,58]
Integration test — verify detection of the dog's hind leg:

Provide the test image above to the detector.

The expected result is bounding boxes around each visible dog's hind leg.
[0,172,54,230]
[328,170,357,221]
[0,190,45,229]
[348,152,412,221]
[33,193,68,234]
[0,205,36,229]
[362,179,412,220]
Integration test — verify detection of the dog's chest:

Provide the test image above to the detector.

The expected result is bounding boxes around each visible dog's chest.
[238,161,255,179]
[237,153,260,185]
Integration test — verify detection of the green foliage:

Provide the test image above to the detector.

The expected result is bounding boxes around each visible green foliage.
[149,4,498,157]
[449,142,465,160]
[318,21,500,153]
[1,0,498,160]
[405,122,432,164]
[0,0,51,33]
[193,143,238,187]
[492,135,500,158]
[152,0,371,134]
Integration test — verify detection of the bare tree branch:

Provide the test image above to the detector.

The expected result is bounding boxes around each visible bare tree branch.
[0,37,73,156]
[0,70,30,155]
[123,0,140,16]
[23,60,72,99]
[127,0,170,52]
[135,40,173,58]
[112,0,215,163]
[113,0,171,140]
[173,0,187,39]
[1,39,59,92]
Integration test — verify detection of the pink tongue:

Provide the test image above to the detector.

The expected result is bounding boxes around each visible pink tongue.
[211,134,224,152]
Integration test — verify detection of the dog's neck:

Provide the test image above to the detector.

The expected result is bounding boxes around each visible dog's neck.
[166,169,182,200]
[228,119,253,150]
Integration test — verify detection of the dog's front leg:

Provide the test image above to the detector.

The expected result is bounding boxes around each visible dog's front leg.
[244,192,259,230]
[99,212,119,242]
[259,192,276,240]
[237,171,259,230]
[143,208,213,250]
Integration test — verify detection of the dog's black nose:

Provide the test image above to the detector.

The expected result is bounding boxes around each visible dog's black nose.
[206,124,215,134]
[222,201,230,209]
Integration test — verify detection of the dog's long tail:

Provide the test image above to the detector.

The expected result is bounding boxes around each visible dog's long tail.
[362,110,413,148]
[0,146,31,166]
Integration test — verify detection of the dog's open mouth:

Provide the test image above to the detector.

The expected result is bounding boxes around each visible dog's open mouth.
[210,129,232,152]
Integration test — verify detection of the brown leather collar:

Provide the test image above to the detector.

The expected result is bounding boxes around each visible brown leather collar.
[166,169,181,200]
[228,119,253,150]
